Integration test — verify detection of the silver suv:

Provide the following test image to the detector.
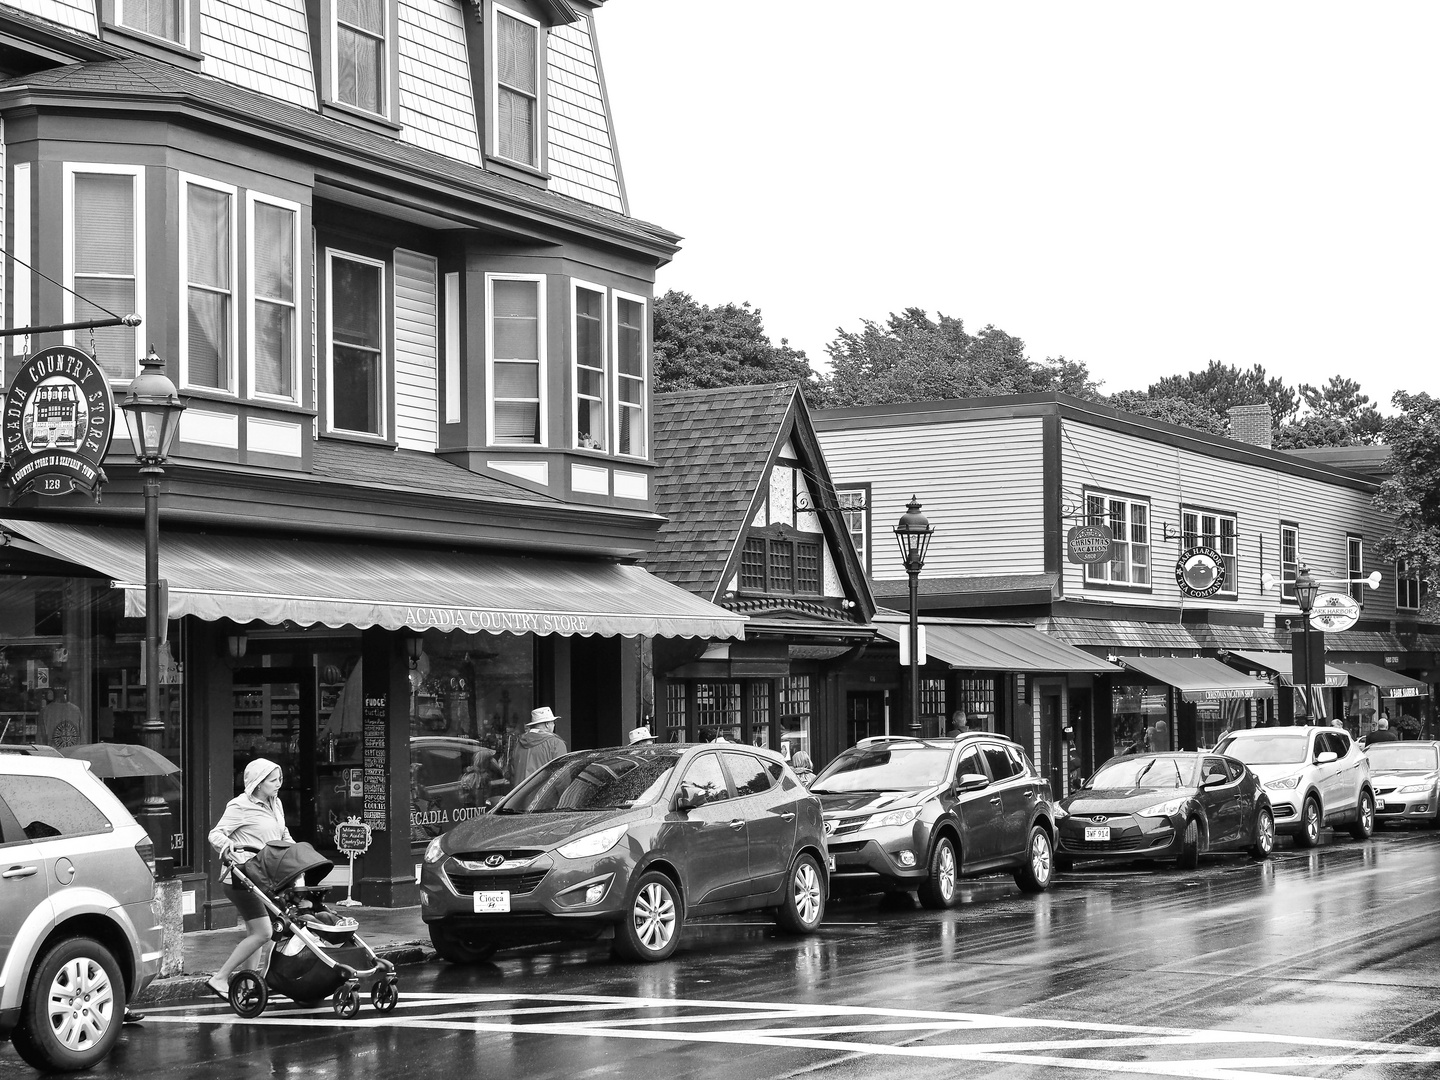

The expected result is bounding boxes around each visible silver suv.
[0,755,162,1071]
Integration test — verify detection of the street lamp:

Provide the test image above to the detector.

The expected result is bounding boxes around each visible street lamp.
[893,496,934,737]
[119,346,186,879]
[1294,563,1320,723]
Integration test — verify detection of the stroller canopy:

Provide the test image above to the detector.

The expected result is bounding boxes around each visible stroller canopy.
[241,841,334,893]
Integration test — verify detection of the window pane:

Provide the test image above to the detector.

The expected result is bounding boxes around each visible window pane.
[493,361,538,398]
[74,174,134,275]
[187,187,230,289]
[332,260,381,348]
[254,205,294,300]
[75,282,136,380]
[498,90,535,165]
[493,402,538,442]
[338,27,383,113]
[338,0,382,33]
[119,0,180,42]
[498,14,537,92]
[617,299,644,375]
[187,289,227,388]
[679,754,729,806]
[332,344,380,433]
[255,300,294,397]
[0,775,112,839]
[721,752,771,797]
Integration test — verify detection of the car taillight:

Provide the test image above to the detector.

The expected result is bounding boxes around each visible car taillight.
[135,835,157,878]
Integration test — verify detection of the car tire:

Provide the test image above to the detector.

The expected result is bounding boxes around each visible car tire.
[774,853,826,934]
[428,921,499,964]
[1248,807,1275,860]
[614,870,682,962]
[1176,818,1201,870]
[11,936,125,1073]
[1349,789,1375,840]
[1429,803,1440,831]
[917,836,959,910]
[1013,826,1054,893]
[1296,796,1322,848]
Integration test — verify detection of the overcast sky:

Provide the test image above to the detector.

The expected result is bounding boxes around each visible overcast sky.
[596,1,1438,412]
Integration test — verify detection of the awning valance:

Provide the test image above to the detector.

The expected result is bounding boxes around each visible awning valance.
[1119,655,1276,703]
[4,521,745,640]
[1330,663,1430,698]
[874,621,1119,673]
[1225,649,1351,688]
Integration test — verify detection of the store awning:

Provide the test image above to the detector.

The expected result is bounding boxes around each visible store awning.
[1119,655,1276,703]
[1330,663,1431,698]
[3,521,745,640]
[874,621,1119,673]
[1225,649,1351,688]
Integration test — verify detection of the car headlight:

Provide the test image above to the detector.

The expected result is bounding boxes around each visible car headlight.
[556,824,628,860]
[1398,783,1432,794]
[867,806,923,829]
[424,836,446,864]
[1265,776,1301,790]
[1136,798,1188,818]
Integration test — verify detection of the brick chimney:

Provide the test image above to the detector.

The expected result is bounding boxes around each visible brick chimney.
[1227,403,1273,448]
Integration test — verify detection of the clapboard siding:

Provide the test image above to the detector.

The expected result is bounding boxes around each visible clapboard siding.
[546,16,625,213]
[397,0,480,164]
[393,248,438,451]
[201,0,317,110]
[818,416,1048,582]
[6,0,93,34]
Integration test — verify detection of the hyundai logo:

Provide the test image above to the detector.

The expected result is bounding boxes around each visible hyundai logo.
[484,853,505,868]
[1090,815,1109,824]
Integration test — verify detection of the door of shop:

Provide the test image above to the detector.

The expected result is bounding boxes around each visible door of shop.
[1039,686,1063,798]
[847,691,887,745]
[231,668,326,854]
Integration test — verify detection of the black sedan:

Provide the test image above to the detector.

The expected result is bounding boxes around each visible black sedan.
[1055,752,1274,870]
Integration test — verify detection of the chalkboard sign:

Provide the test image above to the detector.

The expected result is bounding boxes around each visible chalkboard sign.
[335,818,372,855]
[363,692,388,832]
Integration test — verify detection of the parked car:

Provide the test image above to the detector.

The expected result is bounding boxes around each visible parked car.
[1055,752,1274,869]
[809,733,1055,908]
[1214,726,1374,846]
[419,742,827,963]
[0,755,162,1072]
[1364,740,1440,828]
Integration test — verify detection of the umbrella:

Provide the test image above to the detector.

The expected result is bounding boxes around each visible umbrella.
[62,742,180,778]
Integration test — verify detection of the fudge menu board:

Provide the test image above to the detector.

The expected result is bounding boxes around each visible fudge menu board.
[363,693,388,831]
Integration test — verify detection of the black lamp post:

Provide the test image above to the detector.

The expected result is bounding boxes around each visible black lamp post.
[893,496,934,737]
[119,347,186,879]
[1294,563,1320,722]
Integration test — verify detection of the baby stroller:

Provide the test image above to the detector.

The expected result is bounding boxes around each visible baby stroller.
[220,841,399,1018]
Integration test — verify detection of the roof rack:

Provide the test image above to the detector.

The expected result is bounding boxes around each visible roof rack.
[854,735,925,748]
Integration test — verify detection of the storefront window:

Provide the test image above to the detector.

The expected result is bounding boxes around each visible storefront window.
[696,681,742,743]
[1112,682,1170,756]
[779,676,810,760]
[957,677,996,732]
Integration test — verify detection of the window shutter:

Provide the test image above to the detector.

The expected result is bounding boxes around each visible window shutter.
[393,249,438,452]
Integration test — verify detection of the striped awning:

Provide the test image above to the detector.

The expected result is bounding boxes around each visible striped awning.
[874,620,1119,673]
[1225,649,1351,688]
[1119,655,1276,703]
[1330,663,1430,698]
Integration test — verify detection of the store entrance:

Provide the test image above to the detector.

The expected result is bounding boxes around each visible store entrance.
[231,667,329,855]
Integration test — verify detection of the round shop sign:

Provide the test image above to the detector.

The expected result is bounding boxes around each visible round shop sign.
[1066,524,1114,564]
[1,346,114,501]
[1309,591,1361,632]
[1175,546,1227,598]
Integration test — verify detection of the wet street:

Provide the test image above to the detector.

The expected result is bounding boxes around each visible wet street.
[10,830,1440,1079]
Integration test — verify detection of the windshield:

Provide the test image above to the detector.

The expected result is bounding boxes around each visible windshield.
[1090,756,1197,790]
[812,744,951,793]
[1366,744,1440,771]
[1215,733,1307,765]
[499,748,681,812]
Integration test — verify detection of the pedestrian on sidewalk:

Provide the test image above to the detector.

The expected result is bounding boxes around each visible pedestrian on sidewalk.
[205,758,292,999]
[509,707,566,784]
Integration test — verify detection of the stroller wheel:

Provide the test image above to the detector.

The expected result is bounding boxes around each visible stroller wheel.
[371,979,399,1013]
[230,971,268,1018]
[333,986,361,1019]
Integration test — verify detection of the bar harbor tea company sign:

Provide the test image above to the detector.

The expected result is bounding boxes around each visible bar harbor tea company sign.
[1,346,114,502]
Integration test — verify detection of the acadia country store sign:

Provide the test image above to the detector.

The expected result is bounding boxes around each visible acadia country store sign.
[1,346,114,501]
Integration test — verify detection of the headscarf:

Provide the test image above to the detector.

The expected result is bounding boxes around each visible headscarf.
[243,757,281,799]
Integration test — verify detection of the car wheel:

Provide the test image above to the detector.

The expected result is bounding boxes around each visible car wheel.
[1350,790,1375,840]
[1014,826,1054,893]
[1176,818,1201,870]
[917,836,959,909]
[10,936,124,1073]
[775,853,826,934]
[1248,807,1275,860]
[614,870,682,962]
[1296,796,1322,848]
[428,921,499,964]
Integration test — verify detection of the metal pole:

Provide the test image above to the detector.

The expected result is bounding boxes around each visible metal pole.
[1300,613,1312,723]
[908,568,920,737]
[141,466,173,879]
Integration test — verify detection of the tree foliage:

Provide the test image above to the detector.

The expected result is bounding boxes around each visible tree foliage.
[1375,392,1440,618]
[651,291,816,394]
[1146,360,1300,424]
[1273,376,1383,447]
[1104,391,1228,435]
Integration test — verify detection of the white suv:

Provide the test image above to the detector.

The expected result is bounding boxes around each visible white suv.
[1215,727,1374,847]
[0,754,162,1071]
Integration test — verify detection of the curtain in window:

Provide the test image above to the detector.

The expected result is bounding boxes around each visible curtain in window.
[497,14,537,164]
[337,0,384,113]
[186,187,230,389]
[120,0,180,42]
[73,174,136,380]
[253,204,295,397]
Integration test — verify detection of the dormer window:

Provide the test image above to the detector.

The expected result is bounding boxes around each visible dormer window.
[336,0,388,114]
[494,7,541,168]
[740,526,822,596]
[116,0,185,44]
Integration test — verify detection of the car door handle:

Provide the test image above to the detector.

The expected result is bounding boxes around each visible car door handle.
[728,820,745,830]
[2,865,38,879]
[780,812,796,821]
[989,796,1002,804]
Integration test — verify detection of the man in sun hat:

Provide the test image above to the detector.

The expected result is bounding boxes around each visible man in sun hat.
[628,725,658,745]
[510,706,567,784]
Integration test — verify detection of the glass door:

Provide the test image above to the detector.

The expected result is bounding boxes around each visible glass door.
[231,667,321,853]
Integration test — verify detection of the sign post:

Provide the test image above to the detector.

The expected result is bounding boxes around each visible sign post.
[333,816,372,908]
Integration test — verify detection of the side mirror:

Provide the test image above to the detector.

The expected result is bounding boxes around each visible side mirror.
[956,772,990,793]
[674,781,706,812]
[1316,750,1338,765]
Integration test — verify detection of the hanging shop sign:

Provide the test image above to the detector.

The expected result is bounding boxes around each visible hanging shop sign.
[1308,591,1361,633]
[1066,524,1114,564]
[1,346,114,502]
[1175,546,1226,598]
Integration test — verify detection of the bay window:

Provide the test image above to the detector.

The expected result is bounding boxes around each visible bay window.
[573,283,606,450]
[327,252,386,436]
[614,292,646,457]
[248,195,299,401]
[487,274,545,445]
[65,164,144,382]
[180,176,235,392]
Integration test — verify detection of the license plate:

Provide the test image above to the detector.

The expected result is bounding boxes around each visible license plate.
[473,890,510,913]
[1375,800,1387,811]
[1085,826,1111,841]
[827,855,836,872]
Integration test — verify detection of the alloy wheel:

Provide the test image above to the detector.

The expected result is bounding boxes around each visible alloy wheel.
[792,860,823,925]
[634,881,677,951]
[938,842,957,899]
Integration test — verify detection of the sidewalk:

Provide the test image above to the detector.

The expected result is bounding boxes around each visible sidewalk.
[135,906,434,1006]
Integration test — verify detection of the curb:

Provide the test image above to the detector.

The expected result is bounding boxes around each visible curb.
[133,944,435,1006]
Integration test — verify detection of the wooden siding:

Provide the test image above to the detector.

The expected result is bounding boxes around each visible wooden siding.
[393,247,438,452]
[6,0,93,35]
[1060,418,1397,621]
[397,0,481,165]
[200,0,317,110]
[546,16,624,214]
[818,416,1049,582]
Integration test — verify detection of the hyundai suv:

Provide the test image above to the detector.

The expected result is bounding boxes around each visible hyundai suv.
[0,755,162,1071]
[1214,726,1374,846]
[810,733,1056,907]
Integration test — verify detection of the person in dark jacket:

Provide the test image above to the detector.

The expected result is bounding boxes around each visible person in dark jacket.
[1364,716,1400,745]
[510,707,567,783]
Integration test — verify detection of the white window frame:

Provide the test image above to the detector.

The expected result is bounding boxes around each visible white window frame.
[115,0,187,46]
[178,173,237,395]
[485,272,547,446]
[491,4,543,168]
[1181,507,1238,598]
[571,279,607,452]
[1397,559,1422,612]
[332,0,389,116]
[612,289,647,459]
[246,192,301,404]
[1280,524,1299,603]
[63,162,145,382]
[325,249,388,438]
[836,486,869,574]
[1083,491,1151,588]
[1348,536,1364,607]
